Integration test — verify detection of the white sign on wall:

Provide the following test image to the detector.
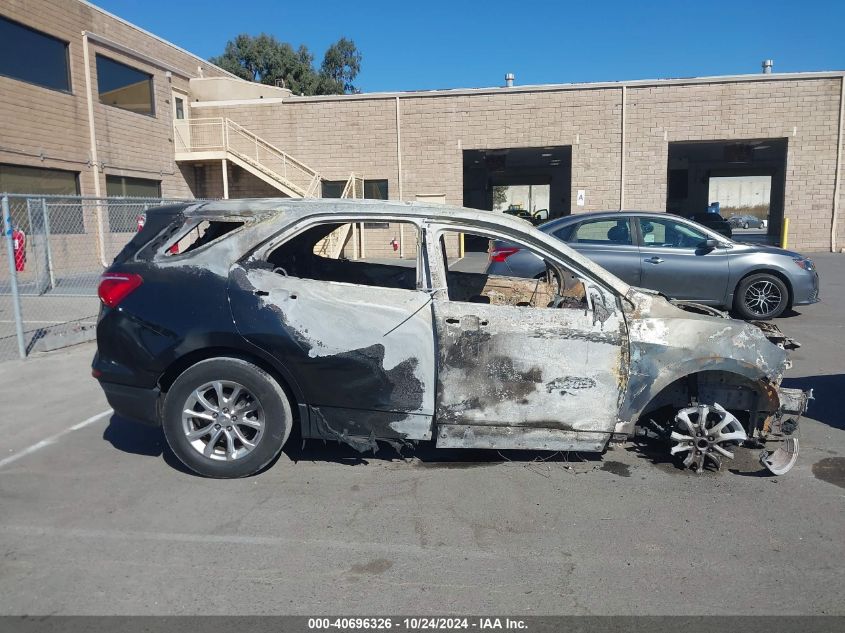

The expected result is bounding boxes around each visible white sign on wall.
[576,190,586,206]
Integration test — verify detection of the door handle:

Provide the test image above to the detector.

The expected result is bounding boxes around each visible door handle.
[444,316,487,327]
[253,290,269,296]
[644,257,664,264]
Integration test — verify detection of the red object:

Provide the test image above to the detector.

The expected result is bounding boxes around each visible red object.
[489,246,520,263]
[12,229,26,272]
[391,238,399,252]
[98,273,143,308]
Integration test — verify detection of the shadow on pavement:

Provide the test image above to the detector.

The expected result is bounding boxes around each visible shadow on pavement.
[283,436,602,468]
[101,413,603,474]
[101,414,193,475]
[781,374,844,430]
[625,436,688,472]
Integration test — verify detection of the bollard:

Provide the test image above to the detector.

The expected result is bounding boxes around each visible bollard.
[780,217,790,249]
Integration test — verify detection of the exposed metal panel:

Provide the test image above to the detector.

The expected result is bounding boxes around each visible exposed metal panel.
[432,298,626,433]
[436,424,609,452]
[425,222,628,437]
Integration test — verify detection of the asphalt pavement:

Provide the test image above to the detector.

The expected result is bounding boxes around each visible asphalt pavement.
[0,255,843,615]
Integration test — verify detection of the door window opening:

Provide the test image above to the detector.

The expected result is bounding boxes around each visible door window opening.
[267,221,420,291]
[437,231,586,309]
[640,218,708,248]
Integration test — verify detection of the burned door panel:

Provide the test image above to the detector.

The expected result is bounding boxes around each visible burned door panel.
[426,226,629,444]
[228,267,436,441]
[432,297,626,433]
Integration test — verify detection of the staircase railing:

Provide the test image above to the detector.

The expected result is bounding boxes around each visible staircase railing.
[341,173,365,199]
[315,173,366,257]
[174,117,322,198]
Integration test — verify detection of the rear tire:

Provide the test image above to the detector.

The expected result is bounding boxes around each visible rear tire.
[162,357,292,478]
[733,273,789,320]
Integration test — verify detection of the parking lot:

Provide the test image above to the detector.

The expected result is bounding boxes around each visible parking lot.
[0,254,843,616]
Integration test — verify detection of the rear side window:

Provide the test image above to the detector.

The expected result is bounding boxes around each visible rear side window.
[551,224,575,242]
[162,220,243,256]
[569,218,633,245]
[266,221,421,291]
[135,217,244,259]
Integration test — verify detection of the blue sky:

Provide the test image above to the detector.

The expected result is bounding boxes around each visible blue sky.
[95,0,845,92]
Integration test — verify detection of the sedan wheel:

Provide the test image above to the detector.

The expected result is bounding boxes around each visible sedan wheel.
[734,273,789,320]
[163,358,292,478]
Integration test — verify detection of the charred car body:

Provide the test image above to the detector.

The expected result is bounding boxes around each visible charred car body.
[93,199,810,478]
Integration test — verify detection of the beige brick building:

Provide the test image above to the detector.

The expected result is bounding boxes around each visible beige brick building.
[2,0,843,252]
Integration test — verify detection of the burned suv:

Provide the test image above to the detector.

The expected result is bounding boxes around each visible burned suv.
[93,199,809,478]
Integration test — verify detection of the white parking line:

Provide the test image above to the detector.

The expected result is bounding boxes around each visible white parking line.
[0,409,113,470]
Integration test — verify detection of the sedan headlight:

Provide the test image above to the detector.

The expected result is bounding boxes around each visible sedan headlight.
[793,257,814,271]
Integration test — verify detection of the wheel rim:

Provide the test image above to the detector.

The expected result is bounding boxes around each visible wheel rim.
[182,380,265,461]
[743,279,782,317]
[670,403,747,473]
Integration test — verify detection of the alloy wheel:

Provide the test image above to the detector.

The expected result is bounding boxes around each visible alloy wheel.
[670,403,748,473]
[743,279,783,318]
[181,380,265,461]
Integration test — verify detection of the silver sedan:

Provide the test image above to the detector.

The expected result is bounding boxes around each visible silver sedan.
[488,211,819,319]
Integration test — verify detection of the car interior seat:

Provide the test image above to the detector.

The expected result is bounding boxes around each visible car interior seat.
[606,223,630,244]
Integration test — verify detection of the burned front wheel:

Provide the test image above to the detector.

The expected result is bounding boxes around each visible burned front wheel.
[162,358,292,478]
[669,403,747,473]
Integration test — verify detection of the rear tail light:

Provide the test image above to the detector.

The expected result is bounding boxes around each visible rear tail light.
[489,246,521,263]
[98,273,143,308]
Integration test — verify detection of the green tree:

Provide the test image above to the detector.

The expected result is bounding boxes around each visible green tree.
[320,37,363,94]
[210,34,362,96]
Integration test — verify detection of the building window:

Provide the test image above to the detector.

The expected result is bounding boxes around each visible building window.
[321,179,389,199]
[321,181,345,198]
[364,179,388,200]
[106,175,161,197]
[0,163,79,195]
[174,96,185,120]
[0,164,83,233]
[106,175,161,232]
[0,16,70,92]
[96,55,154,116]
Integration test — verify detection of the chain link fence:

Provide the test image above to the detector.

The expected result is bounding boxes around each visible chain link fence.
[1,194,194,361]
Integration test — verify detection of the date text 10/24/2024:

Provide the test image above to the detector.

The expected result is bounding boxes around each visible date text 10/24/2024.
[308,618,528,630]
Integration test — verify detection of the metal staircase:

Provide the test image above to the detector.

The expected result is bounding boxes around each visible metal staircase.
[173,117,322,198]
[315,173,366,258]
